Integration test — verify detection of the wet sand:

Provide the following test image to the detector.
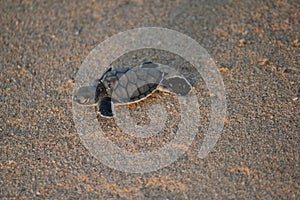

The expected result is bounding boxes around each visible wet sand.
[1,0,299,199]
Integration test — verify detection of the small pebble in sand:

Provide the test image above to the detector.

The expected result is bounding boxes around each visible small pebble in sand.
[66,79,75,87]
[219,67,229,73]
[238,39,247,47]
[259,59,269,66]
[292,39,299,47]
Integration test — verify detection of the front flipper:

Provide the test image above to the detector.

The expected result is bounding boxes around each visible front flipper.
[98,97,115,118]
[159,76,192,96]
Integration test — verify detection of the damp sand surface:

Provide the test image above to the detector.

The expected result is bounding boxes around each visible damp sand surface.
[1,1,299,199]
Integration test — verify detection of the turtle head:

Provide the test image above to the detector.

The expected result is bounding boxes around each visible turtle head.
[74,86,97,105]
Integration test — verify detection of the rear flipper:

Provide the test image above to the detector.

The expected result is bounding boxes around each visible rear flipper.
[159,75,192,96]
[98,97,115,118]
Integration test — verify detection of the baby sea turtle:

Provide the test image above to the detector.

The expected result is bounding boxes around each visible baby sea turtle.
[73,62,192,118]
